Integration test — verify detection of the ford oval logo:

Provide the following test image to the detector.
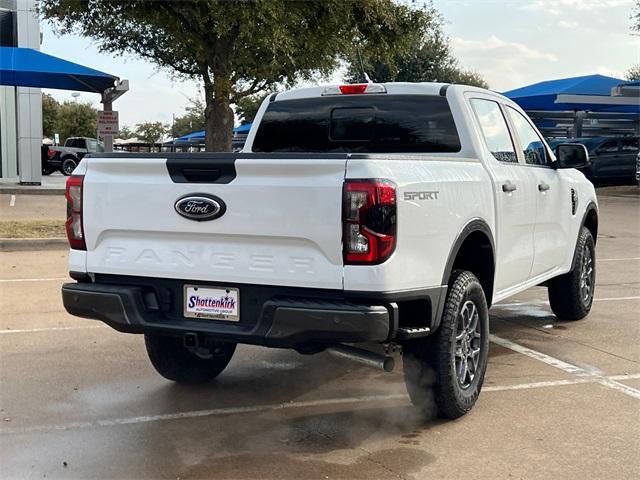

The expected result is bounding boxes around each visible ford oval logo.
[175,194,226,221]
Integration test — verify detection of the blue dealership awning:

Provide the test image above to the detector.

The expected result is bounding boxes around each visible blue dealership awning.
[0,47,118,93]
[503,74,639,114]
[174,123,253,143]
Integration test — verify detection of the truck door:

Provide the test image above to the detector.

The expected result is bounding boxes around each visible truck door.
[469,98,536,293]
[619,138,639,180]
[505,106,568,278]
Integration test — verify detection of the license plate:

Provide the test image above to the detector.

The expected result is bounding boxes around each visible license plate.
[183,285,240,321]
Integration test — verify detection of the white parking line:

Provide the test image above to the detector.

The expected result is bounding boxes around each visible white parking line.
[483,373,640,392]
[0,277,67,283]
[490,334,586,375]
[598,257,640,262]
[496,296,640,308]
[2,373,639,435]
[9,194,15,207]
[594,296,640,302]
[0,394,409,434]
[490,334,640,400]
[0,325,104,334]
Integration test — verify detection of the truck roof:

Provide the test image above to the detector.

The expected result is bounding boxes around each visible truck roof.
[273,82,504,102]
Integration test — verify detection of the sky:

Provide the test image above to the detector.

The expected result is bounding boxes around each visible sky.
[40,0,639,129]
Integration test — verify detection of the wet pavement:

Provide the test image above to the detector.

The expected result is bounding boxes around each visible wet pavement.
[1,187,638,479]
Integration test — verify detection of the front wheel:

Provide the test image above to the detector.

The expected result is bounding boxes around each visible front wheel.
[403,270,490,419]
[145,334,236,384]
[548,226,595,320]
[61,157,78,176]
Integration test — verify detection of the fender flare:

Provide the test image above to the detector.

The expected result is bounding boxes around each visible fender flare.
[570,201,598,271]
[440,218,496,286]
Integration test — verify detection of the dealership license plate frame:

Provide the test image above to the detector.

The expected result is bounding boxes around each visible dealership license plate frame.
[183,285,240,322]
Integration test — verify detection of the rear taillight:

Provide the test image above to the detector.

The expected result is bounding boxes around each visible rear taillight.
[46,147,56,160]
[342,179,396,265]
[65,175,86,250]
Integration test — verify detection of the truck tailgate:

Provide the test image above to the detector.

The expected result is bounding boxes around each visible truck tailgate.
[82,154,347,289]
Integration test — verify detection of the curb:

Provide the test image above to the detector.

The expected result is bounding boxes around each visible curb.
[0,238,68,252]
[0,188,65,196]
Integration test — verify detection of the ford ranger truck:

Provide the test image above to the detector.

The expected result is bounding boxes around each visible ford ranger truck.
[61,83,598,419]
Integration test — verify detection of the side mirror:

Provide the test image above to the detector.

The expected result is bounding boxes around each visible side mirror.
[555,143,589,169]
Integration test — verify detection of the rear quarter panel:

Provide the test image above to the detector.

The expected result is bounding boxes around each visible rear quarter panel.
[344,156,495,292]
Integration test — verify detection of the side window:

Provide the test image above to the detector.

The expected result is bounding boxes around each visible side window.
[621,138,639,152]
[470,99,517,163]
[506,107,549,166]
[598,140,619,153]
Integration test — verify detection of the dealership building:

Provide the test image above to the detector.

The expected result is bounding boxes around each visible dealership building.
[0,0,126,185]
[0,0,41,183]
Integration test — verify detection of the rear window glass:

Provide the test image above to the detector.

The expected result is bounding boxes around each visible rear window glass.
[252,95,461,153]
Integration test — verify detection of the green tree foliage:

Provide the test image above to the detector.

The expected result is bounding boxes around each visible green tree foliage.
[626,65,640,81]
[135,121,168,143]
[40,0,431,151]
[345,6,488,88]
[42,94,98,142]
[42,94,60,139]
[171,96,206,138]
[236,93,270,125]
[117,125,135,140]
[632,0,640,34]
[57,101,98,142]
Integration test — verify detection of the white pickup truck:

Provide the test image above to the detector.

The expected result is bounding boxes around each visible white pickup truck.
[62,82,598,419]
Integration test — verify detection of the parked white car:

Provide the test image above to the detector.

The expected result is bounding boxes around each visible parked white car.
[62,82,598,419]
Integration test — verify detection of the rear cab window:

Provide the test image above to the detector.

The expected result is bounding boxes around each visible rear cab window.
[598,140,619,153]
[252,95,461,153]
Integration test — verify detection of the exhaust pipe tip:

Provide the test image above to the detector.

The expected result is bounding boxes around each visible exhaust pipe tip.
[381,356,395,373]
[327,344,395,373]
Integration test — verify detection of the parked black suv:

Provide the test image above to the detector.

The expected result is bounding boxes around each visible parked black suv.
[550,136,639,185]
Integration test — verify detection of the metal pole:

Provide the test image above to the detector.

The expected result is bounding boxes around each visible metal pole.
[101,80,129,153]
[574,110,586,138]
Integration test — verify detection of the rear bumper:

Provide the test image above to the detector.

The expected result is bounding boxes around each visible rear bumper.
[63,281,394,348]
[61,275,445,348]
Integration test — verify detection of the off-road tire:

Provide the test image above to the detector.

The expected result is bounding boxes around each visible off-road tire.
[548,227,595,320]
[403,270,490,419]
[61,157,78,176]
[145,334,236,384]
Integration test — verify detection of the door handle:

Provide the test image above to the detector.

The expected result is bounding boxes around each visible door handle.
[502,181,517,193]
[538,182,550,192]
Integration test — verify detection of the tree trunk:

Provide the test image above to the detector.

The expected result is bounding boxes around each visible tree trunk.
[204,77,234,152]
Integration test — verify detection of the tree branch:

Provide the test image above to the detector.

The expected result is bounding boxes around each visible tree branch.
[232,79,269,102]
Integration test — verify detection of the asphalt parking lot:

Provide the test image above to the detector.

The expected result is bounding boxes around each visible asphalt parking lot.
[1,187,638,480]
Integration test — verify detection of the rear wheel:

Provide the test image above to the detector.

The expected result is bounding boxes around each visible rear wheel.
[403,270,489,419]
[144,334,236,384]
[61,157,78,176]
[548,226,595,320]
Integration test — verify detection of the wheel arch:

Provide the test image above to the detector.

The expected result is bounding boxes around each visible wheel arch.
[441,219,496,308]
[582,202,598,245]
[571,201,598,271]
